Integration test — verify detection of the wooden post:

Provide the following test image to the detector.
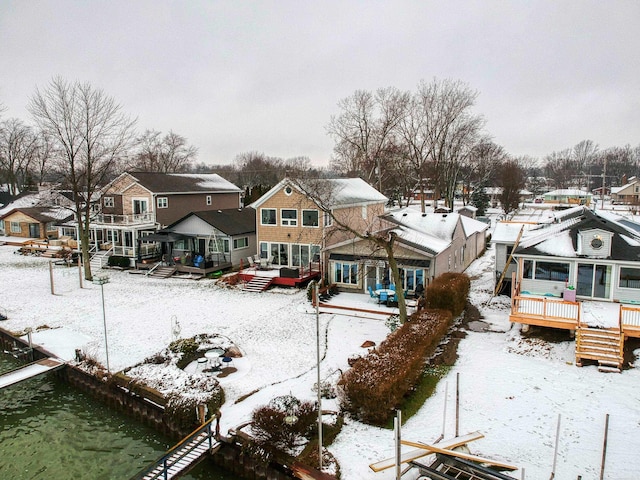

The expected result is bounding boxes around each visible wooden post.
[49,260,55,295]
[600,414,609,480]
[78,254,83,288]
[550,414,561,479]
[455,372,460,437]
[394,409,402,480]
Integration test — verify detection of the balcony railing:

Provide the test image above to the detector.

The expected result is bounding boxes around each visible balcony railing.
[92,212,156,225]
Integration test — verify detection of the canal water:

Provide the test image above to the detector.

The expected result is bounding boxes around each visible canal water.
[0,354,232,480]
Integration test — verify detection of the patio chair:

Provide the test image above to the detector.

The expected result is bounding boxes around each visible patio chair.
[368,286,376,299]
[389,284,396,291]
[378,291,388,305]
[375,283,383,291]
[246,256,255,268]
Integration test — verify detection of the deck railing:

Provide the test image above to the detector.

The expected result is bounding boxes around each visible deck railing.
[512,295,580,323]
[93,212,156,225]
[620,305,640,329]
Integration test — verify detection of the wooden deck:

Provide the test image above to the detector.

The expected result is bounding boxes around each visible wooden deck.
[509,294,640,338]
[238,266,320,288]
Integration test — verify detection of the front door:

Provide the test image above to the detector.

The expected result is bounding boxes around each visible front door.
[576,263,612,299]
[29,223,40,238]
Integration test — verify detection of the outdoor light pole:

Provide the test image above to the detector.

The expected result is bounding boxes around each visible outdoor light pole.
[315,282,323,471]
[93,275,111,374]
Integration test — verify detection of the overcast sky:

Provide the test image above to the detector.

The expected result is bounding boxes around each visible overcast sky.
[1,0,638,167]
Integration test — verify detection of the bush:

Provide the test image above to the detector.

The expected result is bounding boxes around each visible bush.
[249,395,318,461]
[425,272,470,317]
[338,309,452,425]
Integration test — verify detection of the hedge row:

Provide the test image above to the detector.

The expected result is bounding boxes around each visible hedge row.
[338,308,452,425]
[425,272,470,317]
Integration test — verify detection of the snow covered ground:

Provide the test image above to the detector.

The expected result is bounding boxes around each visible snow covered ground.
[1,236,640,479]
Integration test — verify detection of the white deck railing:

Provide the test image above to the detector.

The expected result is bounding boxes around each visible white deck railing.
[621,306,640,328]
[513,296,580,321]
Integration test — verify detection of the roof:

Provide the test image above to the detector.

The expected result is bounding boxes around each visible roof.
[250,177,387,209]
[543,189,592,197]
[128,172,242,194]
[514,207,640,261]
[0,206,73,223]
[166,207,256,236]
[381,208,487,256]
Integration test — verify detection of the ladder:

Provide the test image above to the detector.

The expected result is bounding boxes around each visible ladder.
[490,225,524,302]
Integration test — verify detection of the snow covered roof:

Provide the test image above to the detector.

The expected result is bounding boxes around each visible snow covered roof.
[0,206,74,223]
[251,177,387,209]
[543,189,592,197]
[128,172,242,194]
[514,207,640,260]
[0,192,46,216]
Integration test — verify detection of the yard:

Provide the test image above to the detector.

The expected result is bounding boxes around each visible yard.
[1,243,640,479]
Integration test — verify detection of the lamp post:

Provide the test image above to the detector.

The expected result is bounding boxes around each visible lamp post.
[93,275,111,374]
[315,282,323,471]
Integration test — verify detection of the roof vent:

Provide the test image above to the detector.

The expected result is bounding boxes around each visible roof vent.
[402,213,408,216]
[217,210,222,213]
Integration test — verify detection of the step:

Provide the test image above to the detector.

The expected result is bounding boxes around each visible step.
[598,365,621,373]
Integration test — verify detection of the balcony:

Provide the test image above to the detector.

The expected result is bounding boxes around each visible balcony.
[92,212,156,226]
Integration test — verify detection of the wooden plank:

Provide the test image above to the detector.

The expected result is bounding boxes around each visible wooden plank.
[401,439,518,471]
[369,431,484,472]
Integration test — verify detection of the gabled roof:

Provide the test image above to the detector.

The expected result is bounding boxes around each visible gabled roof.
[126,172,242,195]
[381,208,487,256]
[250,177,387,209]
[0,206,74,223]
[514,207,640,261]
[166,207,256,236]
[611,176,638,194]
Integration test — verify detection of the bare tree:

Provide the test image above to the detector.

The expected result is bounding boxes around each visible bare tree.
[129,129,197,173]
[499,159,525,214]
[326,87,407,191]
[460,139,507,205]
[29,77,136,280]
[0,118,39,195]
[398,78,484,212]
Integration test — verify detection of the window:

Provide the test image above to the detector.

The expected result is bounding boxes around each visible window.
[209,238,230,254]
[362,205,367,219]
[233,237,249,249]
[281,209,297,226]
[157,197,168,209]
[261,208,276,225]
[324,211,333,227]
[620,267,640,289]
[0,220,4,231]
[534,261,570,282]
[291,244,310,266]
[284,185,293,196]
[103,196,114,208]
[11,221,20,233]
[335,262,358,285]
[302,209,319,227]
[206,195,212,206]
[106,230,119,243]
[523,260,534,279]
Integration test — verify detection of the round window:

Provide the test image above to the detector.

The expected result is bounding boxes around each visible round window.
[284,186,293,196]
[591,236,603,249]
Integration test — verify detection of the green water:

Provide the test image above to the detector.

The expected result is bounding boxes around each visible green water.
[0,354,232,480]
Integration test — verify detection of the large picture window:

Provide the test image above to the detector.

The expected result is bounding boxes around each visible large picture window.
[620,267,640,289]
[261,208,276,225]
[533,261,569,282]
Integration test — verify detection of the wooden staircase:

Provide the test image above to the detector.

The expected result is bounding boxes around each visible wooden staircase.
[575,326,624,372]
[243,276,273,292]
[148,266,177,278]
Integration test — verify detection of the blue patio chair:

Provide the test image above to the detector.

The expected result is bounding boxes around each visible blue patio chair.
[389,284,396,291]
[375,283,383,291]
[379,291,388,305]
[368,286,376,298]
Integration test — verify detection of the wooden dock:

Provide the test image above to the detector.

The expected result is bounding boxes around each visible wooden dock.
[0,357,66,389]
